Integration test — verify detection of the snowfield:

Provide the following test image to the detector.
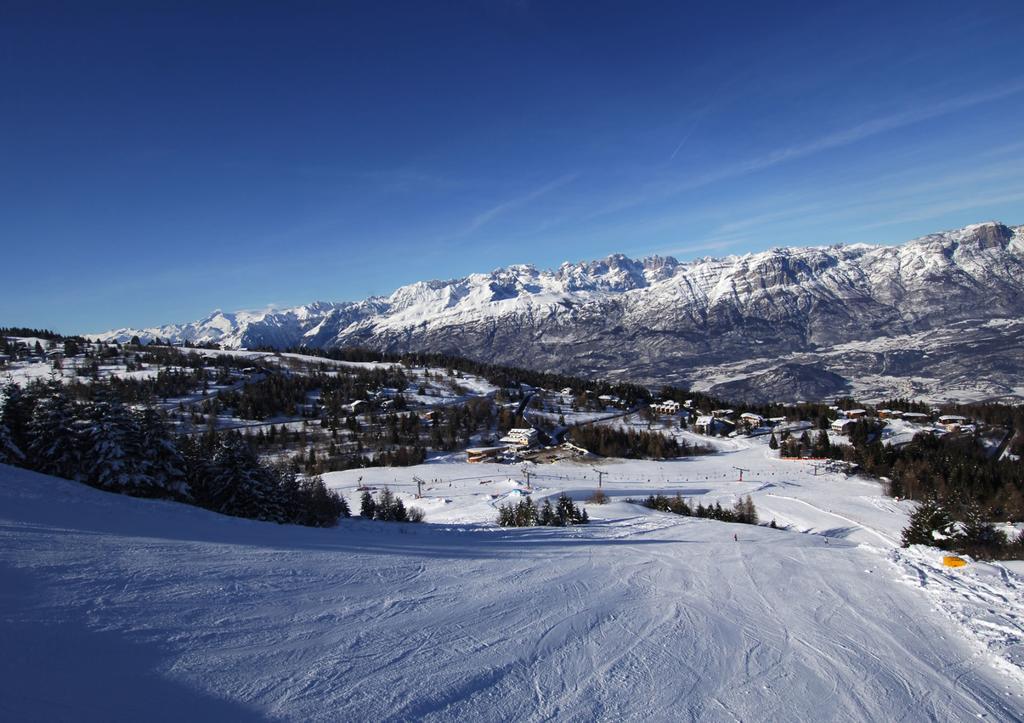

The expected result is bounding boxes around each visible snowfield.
[2,437,1024,721]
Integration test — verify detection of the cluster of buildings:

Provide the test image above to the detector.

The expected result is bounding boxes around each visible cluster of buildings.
[646,399,787,436]
[647,397,980,440]
[829,407,975,436]
[466,427,541,464]
[691,409,777,435]
[649,399,681,415]
[463,392,981,464]
[0,342,63,367]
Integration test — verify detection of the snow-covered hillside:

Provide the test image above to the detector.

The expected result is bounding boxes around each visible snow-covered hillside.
[93,221,1024,403]
[3,433,1023,721]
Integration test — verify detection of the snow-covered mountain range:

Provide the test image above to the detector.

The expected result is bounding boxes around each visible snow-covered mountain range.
[96,221,1024,402]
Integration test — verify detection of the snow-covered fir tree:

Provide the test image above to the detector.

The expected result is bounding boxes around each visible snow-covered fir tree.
[136,407,188,496]
[901,497,955,548]
[958,500,1007,550]
[538,498,555,526]
[0,417,22,465]
[0,381,32,457]
[206,436,286,522]
[374,487,408,521]
[360,489,377,519]
[297,474,351,527]
[27,381,81,479]
[80,397,147,491]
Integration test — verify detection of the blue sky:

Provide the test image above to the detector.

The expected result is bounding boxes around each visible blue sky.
[3,0,1023,333]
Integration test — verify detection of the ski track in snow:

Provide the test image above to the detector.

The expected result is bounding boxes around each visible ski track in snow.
[890,546,1024,690]
[2,436,1024,721]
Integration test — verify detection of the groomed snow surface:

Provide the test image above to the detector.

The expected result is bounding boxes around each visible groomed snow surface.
[2,435,1023,721]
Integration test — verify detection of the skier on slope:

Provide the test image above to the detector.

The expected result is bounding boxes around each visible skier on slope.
[733,533,737,542]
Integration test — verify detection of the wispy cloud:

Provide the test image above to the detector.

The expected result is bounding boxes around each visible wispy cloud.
[667,81,733,160]
[668,124,698,161]
[462,173,578,236]
[597,80,1024,219]
[616,140,1024,263]
[723,80,1024,177]
[976,140,1024,159]
[659,238,745,257]
[851,189,1024,231]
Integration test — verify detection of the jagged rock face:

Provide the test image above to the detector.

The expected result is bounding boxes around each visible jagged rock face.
[95,222,1024,403]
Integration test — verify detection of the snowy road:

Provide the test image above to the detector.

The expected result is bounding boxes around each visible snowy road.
[2,464,1023,721]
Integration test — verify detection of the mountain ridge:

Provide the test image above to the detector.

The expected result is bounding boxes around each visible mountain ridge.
[95,221,1024,403]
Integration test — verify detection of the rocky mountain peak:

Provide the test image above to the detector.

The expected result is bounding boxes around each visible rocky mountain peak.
[93,221,1024,402]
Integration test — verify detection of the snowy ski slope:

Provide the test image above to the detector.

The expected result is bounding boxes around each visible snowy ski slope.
[1,440,1023,721]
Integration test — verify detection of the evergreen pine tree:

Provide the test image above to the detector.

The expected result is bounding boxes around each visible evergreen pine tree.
[510,497,537,526]
[570,498,587,524]
[294,474,349,527]
[743,495,757,524]
[0,417,22,465]
[538,499,555,526]
[360,490,377,519]
[768,432,778,450]
[81,398,146,490]
[206,436,286,522]
[377,488,396,520]
[958,500,1007,551]
[137,407,187,496]
[276,464,303,521]
[555,493,578,526]
[391,496,408,522]
[1,381,33,457]
[180,434,216,506]
[901,497,954,548]
[27,381,81,479]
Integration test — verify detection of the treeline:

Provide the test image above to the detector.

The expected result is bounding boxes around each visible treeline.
[901,497,1024,560]
[248,425,428,476]
[774,427,849,458]
[638,494,759,525]
[57,368,207,405]
[359,488,424,522]
[886,434,1024,519]
[0,326,67,341]
[875,397,932,414]
[216,373,318,420]
[265,345,654,407]
[496,494,589,527]
[568,425,710,459]
[33,337,1024,434]
[215,365,409,422]
[0,380,350,527]
[807,421,1024,530]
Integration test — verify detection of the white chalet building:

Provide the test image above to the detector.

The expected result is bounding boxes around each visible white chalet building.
[500,428,539,449]
[649,400,681,415]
